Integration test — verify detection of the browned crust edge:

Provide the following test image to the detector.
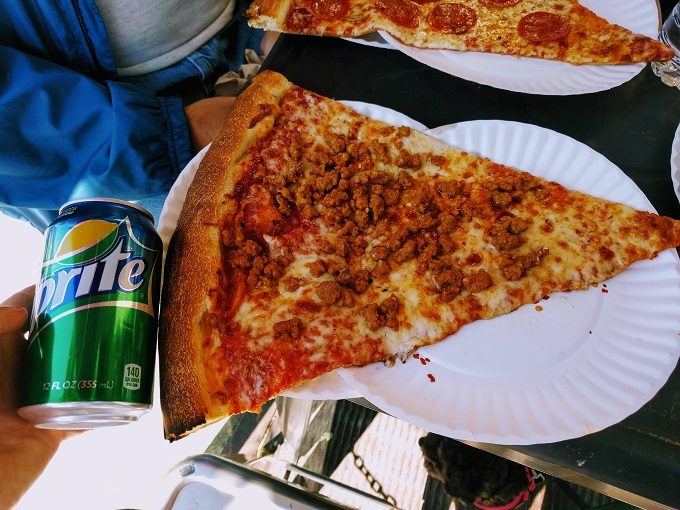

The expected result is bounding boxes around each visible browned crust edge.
[159,71,293,440]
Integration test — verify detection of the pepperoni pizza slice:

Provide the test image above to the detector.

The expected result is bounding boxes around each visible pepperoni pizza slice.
[159,71,680,440]
[247,0,674,65]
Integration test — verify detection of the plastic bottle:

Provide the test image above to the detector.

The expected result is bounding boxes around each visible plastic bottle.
[652,3,680,88]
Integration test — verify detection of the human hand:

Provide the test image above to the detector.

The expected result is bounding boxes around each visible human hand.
[184,96,237,152]
[260,31,280,58]
[0,286,73,508]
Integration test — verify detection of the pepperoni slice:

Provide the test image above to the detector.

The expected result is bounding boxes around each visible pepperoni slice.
[285,6,316,31]
[518,11,571,43]
[478,0,521,7]
[374,0,420,28]
[303,0,350,20]
[427,3,477,35]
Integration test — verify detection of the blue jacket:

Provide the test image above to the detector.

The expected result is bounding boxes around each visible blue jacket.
[0,1,194,230]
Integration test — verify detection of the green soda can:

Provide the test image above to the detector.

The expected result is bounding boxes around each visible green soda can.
[18,198,162,429]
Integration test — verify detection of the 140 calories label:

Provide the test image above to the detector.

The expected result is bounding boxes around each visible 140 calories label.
[123,364,142,390]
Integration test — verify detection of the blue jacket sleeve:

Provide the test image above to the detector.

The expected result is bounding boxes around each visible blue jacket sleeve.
[0,45,193,229]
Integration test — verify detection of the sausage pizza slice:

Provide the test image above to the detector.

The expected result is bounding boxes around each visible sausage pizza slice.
[159,71,680,439]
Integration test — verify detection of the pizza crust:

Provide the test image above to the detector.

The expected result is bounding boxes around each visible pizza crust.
[159,71,292,440]
[160,71,680,441]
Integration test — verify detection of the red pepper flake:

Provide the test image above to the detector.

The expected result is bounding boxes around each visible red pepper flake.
[413,353,420,359]
[420,358,427,365]
[427,373,436,383]
[603,283,607,288]
[601,288,609,294]
[424,357,430,363]
[535,305,543,312]
[543,295,550,300]
[589,330,592,334]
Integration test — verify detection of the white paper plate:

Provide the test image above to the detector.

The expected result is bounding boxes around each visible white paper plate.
[157,101,425,401]
[341,32,394,50]
[337,119,680,445]
[671,122,680,203]
[380,0,661,95]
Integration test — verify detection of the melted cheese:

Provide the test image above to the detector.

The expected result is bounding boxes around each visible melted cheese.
[250,0,672,65]
[206,85,680,413]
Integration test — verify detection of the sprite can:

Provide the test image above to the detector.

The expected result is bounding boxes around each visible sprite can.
[18,198,162,429]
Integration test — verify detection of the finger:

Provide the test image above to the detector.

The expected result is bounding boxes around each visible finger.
[2,285,36,311]
[0,309,28,410]
[0,307,29,335]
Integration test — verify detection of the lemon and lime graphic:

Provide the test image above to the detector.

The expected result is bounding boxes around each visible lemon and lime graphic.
[46,219,120,267]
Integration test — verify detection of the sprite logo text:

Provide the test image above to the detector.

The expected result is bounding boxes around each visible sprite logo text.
[30,217,159,340]
[37,238,146,315]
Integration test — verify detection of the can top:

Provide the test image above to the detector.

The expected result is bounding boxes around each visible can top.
[58,197,154,223]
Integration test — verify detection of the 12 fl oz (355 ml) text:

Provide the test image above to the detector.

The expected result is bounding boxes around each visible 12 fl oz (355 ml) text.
[41,380,115,391]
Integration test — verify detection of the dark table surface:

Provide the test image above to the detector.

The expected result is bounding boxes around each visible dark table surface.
[260,1,680,507]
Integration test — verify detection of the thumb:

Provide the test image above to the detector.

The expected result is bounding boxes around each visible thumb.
[0,307,29,335]
[2,285,36,311]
